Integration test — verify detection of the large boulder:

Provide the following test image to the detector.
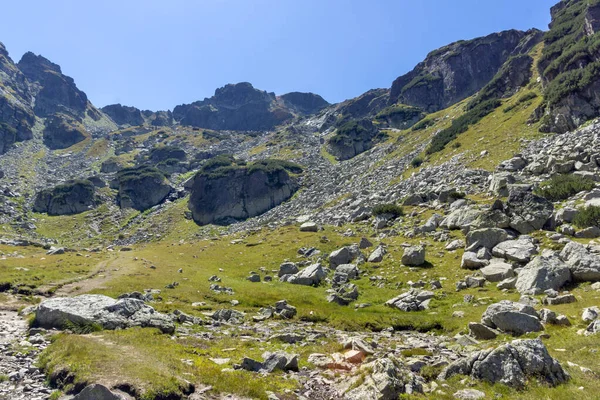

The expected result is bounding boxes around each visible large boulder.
[116,166,171,211]
[187,157,301,225]
[33,180,97,215]
[481,300,543,335]
[480,261,515,282]
[515,252,572,295]
[440,207,481,230]
[492,236,538,263]
[327,119,383,161]
[72,384,133,400]
[439,339,569,388]
[560,241,600,281]
[329,245,362,268]
[43,113,88,150]
[505,189,554,234]
[283,263,327,286]
[35,295,174,334]
[465,228,509,250]
[401,246,426,266]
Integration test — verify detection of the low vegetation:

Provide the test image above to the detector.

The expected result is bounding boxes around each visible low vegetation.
[372,203,403,218]
[535,174,596,201]
[574,205,600,229]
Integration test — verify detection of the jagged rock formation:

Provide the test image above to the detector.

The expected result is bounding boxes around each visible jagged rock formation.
[173,82,324,131]
[17,52,92,119]
[0,42,35,154]
[327,119,384,160]
[187,157,301,225]
[116,166,171,211]
[42,113,88,149]
[33,180,97,215]
[102,104,173,127]
[389,29,543,112]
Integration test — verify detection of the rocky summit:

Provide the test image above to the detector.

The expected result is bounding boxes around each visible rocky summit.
[3,1,600,399]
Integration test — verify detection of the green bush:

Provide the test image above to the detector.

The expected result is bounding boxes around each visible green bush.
[426,99,501,154]
[411,157,423,168]
[375,104,424,121]
[517,92,538,104]
[198,156,302,179]
[117,165,166,185]
[535,174,595,201]
[372,203,404,218]
[574,206,600,228]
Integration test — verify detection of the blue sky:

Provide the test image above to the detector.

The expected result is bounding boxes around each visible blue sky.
[0,0,555,110]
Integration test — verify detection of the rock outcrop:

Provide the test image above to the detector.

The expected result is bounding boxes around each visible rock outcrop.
[33,180,97,215]
[327,119,383,161]
[279,92,329,115]
[116,166,172,211]
[389,29,542,112]
[35,294,175,334]
[42,113,88,149]
[187,157,301,225]
[102,104,145,126]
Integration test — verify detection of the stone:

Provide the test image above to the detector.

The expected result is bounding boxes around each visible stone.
[346,356,423,399]
[465,228,509,250]
[212,309,245,323]
[582,306,600,322]
[368,245,387,263]
[385,290,433,312]
[36,295,175,334]
[480,261,515,282]
[460,252,489,269]
[299,222,318,232]
[329,246,353,268]
[543,294,576,305]
[453,389,486,400]
[469,322,498,340]
[515,253,572,295]
[492,237,538,263]
[439,339,569,388]
[445,239,465,251]
[72,384,132,400]
[278,262,299,277]
[33,180,97,216]
[575,226,600,239]
[560,241,600,281]
[401,246,425,266]
[481,300,542,335]
[506,190,554,234]
[359,237,373,249]
[287,263,327,286]
[440,207,481,230]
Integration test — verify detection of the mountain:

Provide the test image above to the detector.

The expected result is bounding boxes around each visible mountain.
[172,82,328,131]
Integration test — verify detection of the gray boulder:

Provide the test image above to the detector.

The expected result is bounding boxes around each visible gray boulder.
[466,228,509,250]
[480,261,515,282]
[506,190,553,234]
[560,241,600,281]
[72,384,133,400]
[440,207,481,230]
[385,290,434,312]
[492,236,538,263]
[481,300,542,335]
[368,245,387,263]
[468,322,498,340]
[439,339,569,388]
[401,246,425,266]
[35,295,174,334]
[329,245,361,268]
[287,263,327,286]
[515,253,572,295]
[461,252,489,269]
[299,222,318,232]
[278,262,299,277]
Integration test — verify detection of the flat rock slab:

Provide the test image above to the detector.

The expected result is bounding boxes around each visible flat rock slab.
[36,294,175,334]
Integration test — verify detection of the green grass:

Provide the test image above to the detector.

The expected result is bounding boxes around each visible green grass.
[574,206,600,229]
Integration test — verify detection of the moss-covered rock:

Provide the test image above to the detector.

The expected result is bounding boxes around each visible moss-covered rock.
[43,113,88,149]
[116,166,171,211]
[33,180,97,215]
[187,157,301,225]
[327,119,386,161]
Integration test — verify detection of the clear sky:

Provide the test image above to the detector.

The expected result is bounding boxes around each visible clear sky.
[0,0,555,111]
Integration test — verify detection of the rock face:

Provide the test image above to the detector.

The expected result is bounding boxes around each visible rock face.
[537,0,600,133]
[279,92,329,114]
[0,42,35,154]
[327,119,383,161]
[102,104,145,126]
[389,29,541,112]
[33,180,97,215]
[35,294,175,334]
[42,113,88,149]
[187,159,300,225]
[173,82,321,131]
[116,166,172,211]
[17,52,89,118]
[481,300,543,335]
[440,339,569,388]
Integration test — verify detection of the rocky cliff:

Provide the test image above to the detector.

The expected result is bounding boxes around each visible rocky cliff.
[33,180,97,215]
[173,82,325,131]
[0,42,35,154]
[43,113,89,149]
[537,0,600,133]
[327,119,385,161]
[389,29,543,112]
[116,166,172,211]
[187,157,301,225]
[102,104,173,127]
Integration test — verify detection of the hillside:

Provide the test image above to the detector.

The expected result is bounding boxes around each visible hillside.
[3,1,600,400]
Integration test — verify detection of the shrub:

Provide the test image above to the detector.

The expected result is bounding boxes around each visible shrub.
[117,165,166,185]
[412,118,435,131]
[535,174,595,201]
[411,156,423,168]
[452,142,462,149]
[372,203,404,218]
[426,99,501,154]
[517,92,538,104]
[574,206,600,228]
